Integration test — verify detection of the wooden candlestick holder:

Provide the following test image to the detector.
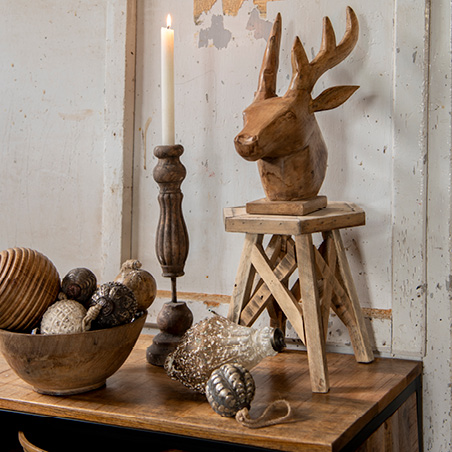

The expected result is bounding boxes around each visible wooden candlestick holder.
[146,145,193,367]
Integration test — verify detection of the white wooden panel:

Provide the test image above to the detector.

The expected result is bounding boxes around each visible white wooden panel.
[423,0,452,450]
[101,0,137,281]
[0,1,107,277]
[391,0,429,357]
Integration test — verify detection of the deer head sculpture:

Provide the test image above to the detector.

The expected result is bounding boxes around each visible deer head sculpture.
[234,7,359,202]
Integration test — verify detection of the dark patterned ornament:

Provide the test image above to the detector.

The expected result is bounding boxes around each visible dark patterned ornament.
[164,315,285,393]
[86,282,138,330]
[205,363,255,417]
[61,268,97,304]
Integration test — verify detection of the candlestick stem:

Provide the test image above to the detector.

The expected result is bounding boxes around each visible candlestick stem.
[171,277,177,303]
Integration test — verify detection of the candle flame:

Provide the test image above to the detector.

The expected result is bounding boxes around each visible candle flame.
[166,14,172,29]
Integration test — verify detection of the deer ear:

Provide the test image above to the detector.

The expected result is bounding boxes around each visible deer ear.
[310,85,359,112]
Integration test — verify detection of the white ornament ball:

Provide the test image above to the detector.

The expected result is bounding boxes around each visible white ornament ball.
[40,299,87,335]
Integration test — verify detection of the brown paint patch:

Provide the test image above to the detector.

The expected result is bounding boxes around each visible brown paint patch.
[194,0,280,22]
[222,0,246,15]
[157,290,231,304]
[194,0,217,23]
[253,0,281,16]
[363,308,392,320]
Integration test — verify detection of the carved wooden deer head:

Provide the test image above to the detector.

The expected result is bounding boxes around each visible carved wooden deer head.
[234,7,359,201]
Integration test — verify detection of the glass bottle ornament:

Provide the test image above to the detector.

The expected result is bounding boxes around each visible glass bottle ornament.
[164,315,285,393]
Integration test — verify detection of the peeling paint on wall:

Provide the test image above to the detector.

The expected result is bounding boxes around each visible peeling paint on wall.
[198,15,232,49]
[194,0,218,23]
[58,109,94,121]
[246,8,272,40]
[194,0,280,22]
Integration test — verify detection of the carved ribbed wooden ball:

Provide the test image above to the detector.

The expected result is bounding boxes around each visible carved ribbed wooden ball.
[87,282,138,329]
[0,247,60,332]
[205,363,255,417]
[61,267,97,304]
[40,298,87,335]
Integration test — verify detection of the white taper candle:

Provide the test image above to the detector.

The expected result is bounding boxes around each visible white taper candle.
[161,14,175,145]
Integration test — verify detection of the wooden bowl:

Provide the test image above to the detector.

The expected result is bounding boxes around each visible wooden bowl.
[0,311,146,395]
[0,247,60,332]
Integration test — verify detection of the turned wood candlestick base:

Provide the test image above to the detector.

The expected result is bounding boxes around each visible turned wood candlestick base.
[146,144,193,367]
[146,300,193,366]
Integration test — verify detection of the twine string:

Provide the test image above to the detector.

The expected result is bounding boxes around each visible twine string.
[235,399,292,429]
[82,303,103,332]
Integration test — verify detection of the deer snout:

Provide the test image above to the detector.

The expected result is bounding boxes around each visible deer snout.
[234,133,261,161]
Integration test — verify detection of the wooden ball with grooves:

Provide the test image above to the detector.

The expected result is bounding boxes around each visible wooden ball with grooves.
[0,247,60,332]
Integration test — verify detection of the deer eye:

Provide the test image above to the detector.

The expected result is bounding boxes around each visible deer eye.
[284,111,296,120]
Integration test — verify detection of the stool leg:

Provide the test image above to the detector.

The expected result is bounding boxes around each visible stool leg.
[295,234,329,393]
[228,233,262,323]
[332,229,374,362]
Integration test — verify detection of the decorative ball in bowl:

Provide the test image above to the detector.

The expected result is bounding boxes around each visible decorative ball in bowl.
[0,311,146,395]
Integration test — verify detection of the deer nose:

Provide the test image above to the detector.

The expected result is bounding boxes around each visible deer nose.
[235,134,257,146]
[234,133,261,161]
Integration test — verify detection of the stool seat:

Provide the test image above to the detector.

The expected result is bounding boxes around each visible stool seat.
[224,201,373,393]
[224,201,365,235]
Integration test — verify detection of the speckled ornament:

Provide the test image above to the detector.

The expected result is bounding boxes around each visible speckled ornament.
[206,363,255,417]
[114,260,156,311]
[40,298,87,335]
[164,315,285,393]
[86,282,138,330]
[61,267,97,304]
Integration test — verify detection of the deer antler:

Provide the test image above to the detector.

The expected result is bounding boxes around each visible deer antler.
[254,13,282,101]
[288,6,359,93]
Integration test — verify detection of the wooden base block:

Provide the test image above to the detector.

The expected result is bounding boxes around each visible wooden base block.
[246,195,327,216]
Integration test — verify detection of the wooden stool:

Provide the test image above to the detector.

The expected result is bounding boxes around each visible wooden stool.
[224,201,374,393]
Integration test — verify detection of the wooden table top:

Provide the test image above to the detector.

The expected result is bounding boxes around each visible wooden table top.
[223,202,366,235]
[0,335,421,452]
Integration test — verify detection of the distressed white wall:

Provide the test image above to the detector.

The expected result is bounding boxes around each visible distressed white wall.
[134,1,395,306]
